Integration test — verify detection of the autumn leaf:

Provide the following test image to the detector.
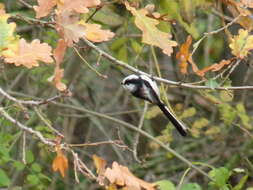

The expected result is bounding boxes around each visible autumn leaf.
[196,59,231,77]
[0,8,17,54]
[104,162,156,190]
[52,145,68,177]
[57,0,101,14]
[4,39,53,68]
[93,155,106,185]
[176,35,193,74]
[56,11,86,46]
[241,0,253,8]
[33,0,57,18]
[51,39,67,91]
[79,21,115,42]
[125,2,177,56]
[229,29,253,59]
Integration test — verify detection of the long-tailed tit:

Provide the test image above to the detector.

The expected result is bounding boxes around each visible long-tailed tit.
[121,74,187,136]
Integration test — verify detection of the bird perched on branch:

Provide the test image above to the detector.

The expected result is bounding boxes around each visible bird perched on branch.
[121,74,187,136]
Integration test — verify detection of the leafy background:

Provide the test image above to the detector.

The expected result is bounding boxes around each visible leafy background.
[0,0,253,190]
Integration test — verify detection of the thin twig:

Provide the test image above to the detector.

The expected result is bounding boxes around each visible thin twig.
[0,86,67,105]
[0,107,55,146]
[81,38,253,90]
[68,140,128,149]
[133,102,148,163]
[73,47,108,79]
[54,102,213,180]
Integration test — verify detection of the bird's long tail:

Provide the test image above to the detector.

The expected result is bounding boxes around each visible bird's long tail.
[158,104,187,136]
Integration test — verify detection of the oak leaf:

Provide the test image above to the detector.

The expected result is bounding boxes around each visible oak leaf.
[229,29,253,59]
[176,35,193,74]
[240,0,253,8]
[93,155,106,185]
[52,145,68,177]
[0,11,17,54]
[52,39,67,91]
[33,0,57,18]
[104,162,156,190]
[125,2,177,56]
[80,21,115,42]
[56,11,86,46]
[57,0,101,14]
[196,59,231,77]
[5,39,53,68]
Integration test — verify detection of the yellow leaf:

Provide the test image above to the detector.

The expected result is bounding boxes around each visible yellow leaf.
[229,29,253,59]
[125,2,177,56]
[145,106,162,119]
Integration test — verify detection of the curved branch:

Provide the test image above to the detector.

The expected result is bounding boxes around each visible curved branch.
[82,38,253,90]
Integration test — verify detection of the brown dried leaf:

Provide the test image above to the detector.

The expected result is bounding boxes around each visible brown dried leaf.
[176,35,192,74]
[56,11,86,46]
[80,22,114,42]
[5,39,53,68]
[52,146,68,177]
[33,0,57,18]
[104,162,156,190]
[125,2,177,56]
[196,59,231,77]
[57,0,101,14]
[52,39,67,91]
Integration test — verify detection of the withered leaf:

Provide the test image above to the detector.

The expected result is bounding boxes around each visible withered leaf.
[196,59,231,77]
[5,39,53,68]
[125,2,177,56]
[57,0,101,14]
[56,11,86,46]
[52,146,68,177]
[33,0,57,18]
[176,35,193,74]
[104,162,156,190]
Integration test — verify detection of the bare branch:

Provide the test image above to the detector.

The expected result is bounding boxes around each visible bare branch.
[0,107,55,146]
[81,38,253,90]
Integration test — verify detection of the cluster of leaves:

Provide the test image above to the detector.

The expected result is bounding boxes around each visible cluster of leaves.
[1,0,253,190]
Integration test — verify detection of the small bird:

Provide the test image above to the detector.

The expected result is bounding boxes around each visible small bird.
[121,74,187,136]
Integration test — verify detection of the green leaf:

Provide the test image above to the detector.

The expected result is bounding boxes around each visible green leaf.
[218,103,237,125]
[31,163,42,173]
[208,167,231,188]
[233,175,248,190]
[13,161,25,171]
[155,180,176,190]
[236,103,251,129]
[26,150,35,164]
[130,39,142,54]
[192,118,209,129]
[110,37,128,51]
[0,169,10,187]
[181,183,202,190]
[27,174,40,185]
[181,107,196,119]
[145,106,162,119]
[205,79,220,89]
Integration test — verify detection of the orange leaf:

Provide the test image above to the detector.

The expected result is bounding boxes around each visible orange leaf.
[80,22,115,42]
[57,0,101,14]
[33,0,57,18]
[52,146,68,177]
[51,39,67,91]
[53,38,67,64]
[125,2,177,56]
[5,39,53,68]
[196,59,231,77]
[176,35,192,74]
[241,0,253,8]
[104,162,156,190]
